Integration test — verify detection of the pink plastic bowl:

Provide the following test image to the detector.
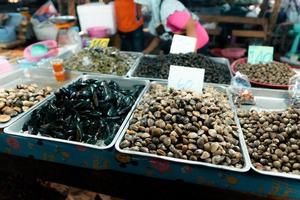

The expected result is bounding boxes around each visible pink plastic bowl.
[221,48,246,59]
[87,26,109,38]
[24,40,58,62]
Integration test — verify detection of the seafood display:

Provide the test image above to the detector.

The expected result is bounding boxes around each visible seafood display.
[238,108,300,175]
[133,54,231,84]
[0,84,52,123]
[22,78,145,146]
[119,84,245,168]
[236,62,295,85]
[63,47,139,76]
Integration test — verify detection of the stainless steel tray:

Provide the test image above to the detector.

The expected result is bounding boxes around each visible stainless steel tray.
[237,87,289,112]
[124,51,143,77]
[0,68,80,129]
[127,55,165,82]
[4,75,150,150]
[233,87,300,180]
[115,82,251,172]
[39,49,143,77]
[128,55,232,83]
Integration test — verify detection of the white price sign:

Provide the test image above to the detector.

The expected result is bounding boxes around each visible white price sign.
[168,65,205,94]
[170,34,197,54]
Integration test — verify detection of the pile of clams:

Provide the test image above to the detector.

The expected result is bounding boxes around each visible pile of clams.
[63,47,137,76]
[133,53,231,84]
[120,84,244,168]
[0,84,52,123]
[238,108,300,175]
[23,78,144,146]
[236,62,295,85]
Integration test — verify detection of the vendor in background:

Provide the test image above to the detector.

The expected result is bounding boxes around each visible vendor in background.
[104,0,144,52]
[136,0,209,54]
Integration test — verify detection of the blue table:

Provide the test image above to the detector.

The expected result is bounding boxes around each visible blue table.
[0,133,299,199]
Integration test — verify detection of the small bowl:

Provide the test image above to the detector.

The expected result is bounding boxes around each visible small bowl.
[87,26,110,38]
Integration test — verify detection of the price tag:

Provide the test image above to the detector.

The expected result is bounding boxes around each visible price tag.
[89,38,110,48]
[170,34,197,54]
[168,65,205,94]
[248,45,274,64]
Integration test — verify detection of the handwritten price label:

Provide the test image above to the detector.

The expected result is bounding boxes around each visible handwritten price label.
[248,45,274,64]
[89,38,110,48]
[168,65,205,94]
[170,34,197,54]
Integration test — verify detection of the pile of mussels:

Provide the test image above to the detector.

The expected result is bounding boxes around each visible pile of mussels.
[120,84,244,168]
[23,79,144,146]
[63,47,137,76]
[133,53,231,84]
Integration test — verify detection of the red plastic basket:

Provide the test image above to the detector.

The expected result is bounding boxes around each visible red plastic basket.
[231,58,293,89]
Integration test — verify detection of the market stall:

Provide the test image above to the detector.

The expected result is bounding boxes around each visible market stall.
[2,0,300,199]
[0,45,299,199]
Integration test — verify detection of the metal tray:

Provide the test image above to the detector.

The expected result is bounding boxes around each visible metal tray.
[128,55,232,83]
[4,75,150,150]
[115,82,251,172]
[233,87,300,180]
[39,49,143,77]
[0,68,80,129]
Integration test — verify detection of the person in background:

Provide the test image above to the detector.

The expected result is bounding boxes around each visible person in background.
[104,0,144,52]
[136,0,209,54]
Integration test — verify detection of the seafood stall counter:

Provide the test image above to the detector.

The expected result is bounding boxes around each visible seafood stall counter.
[0,79,300,199]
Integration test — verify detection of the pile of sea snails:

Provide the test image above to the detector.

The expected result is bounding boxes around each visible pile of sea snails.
[238,108,300,174]
[63,47,137,76]
[133,53,231,84]
[236,62,295,85]
[0,84,52,123]
[120,84,244,168]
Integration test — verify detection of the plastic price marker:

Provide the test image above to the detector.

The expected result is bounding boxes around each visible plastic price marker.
[168,65,205,94]
[89,38,110,48]
[170,34,197,54]
[248,45,274,64]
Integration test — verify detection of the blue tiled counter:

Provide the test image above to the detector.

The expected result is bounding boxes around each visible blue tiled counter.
[0,133,299,199]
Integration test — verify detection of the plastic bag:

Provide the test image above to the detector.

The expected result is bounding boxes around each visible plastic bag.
[289,74,300,107]
[230,72,255,105]
[31,18,58,41]
[67,28,82,54]
[32,0,58,22]
[31,1,58,40]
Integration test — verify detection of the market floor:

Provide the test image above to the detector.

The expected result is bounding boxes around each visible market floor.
[0,171,273,200]
[0,172,120,200]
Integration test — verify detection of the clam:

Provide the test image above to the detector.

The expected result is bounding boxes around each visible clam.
[0,114,11,122]
[120,84,244,168]
[236,62,295,85]
[239,108,300,174]
[0,84,53,123]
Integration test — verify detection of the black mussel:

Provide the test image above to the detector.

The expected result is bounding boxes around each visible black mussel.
[22,79,144,147]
